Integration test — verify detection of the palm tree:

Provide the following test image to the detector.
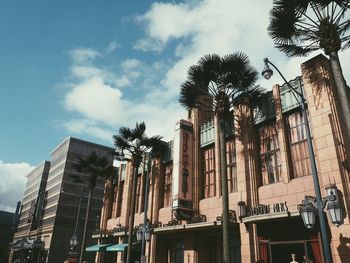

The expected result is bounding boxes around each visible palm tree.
[179,53,265,263]
[74,151,113,263]
[113,122,162,263]
[268,0,350,152]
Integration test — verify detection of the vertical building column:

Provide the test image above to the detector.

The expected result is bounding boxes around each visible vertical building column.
[301,55,350,262]
[190,108,201,217]
[149,160,162,263]
[235,105,259,262]
[214,115,222,197]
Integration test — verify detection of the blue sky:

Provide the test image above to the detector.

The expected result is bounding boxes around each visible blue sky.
[1,0,350,212]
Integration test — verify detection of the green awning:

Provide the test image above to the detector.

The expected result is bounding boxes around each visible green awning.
[85,243,111,252]
[106,242,138,252]
[106,243,128,252]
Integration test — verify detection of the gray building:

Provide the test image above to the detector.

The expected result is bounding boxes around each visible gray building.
[10,137,114,263]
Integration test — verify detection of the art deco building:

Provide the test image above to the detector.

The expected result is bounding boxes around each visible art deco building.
[10,137,114,263]
[95,54,349,263]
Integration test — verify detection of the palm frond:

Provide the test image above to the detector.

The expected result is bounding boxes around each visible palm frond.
[118,127,133,140]
[73,151,113,189]
[268,7,300,43]
[113,135,130,150]
[233,85,266,108]
[276,43,318,57]
[313,0,350,9]
[342,39,350,49]
[132,122,147,140]
[179,81,210,109]
[141,136,163,149]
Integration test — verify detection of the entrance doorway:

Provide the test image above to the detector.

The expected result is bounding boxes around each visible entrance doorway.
[270,241,306,263]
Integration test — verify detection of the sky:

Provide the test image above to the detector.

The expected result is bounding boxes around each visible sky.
[1,0,349,212]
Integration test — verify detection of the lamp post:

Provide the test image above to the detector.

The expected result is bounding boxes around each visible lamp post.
[262,58,333,263]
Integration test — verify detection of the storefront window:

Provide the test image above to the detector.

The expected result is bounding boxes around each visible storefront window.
[226,139,237,192]
[286,111,311,178]
[203,146,216,198]
[163,164,173,207]
[259,123,281,184]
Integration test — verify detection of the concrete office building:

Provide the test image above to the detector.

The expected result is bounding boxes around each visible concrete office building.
[95,54,350,263]
[10,137,114,263]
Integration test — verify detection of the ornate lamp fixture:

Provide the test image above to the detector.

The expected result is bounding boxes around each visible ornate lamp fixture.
[298,184,343,229]
[237,201,247,221]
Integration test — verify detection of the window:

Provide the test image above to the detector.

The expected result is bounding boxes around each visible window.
[135,174,142,213]
[116,181,124,217]
[163,164,173,207]
[259,123,281,184]
[286,112,311,178]
[226,139,237,193]
[203,146,216,198]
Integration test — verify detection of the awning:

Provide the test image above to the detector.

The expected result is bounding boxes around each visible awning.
[85,243,111,252]
[106,243,139,252]
[106,243,128,252]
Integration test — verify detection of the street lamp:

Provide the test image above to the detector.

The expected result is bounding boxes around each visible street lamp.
[262,58,342,263]
[237,201,247,221]
[299,184,343,229]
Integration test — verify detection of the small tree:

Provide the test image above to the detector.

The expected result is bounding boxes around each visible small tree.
[113,122,162,263]
[179,53,265,263]
[74,151,113,263]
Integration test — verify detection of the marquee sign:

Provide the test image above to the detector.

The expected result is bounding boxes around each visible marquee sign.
[172,119,193,220]
[246,202,288,217]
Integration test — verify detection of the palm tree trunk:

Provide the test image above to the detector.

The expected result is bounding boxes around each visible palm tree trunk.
[127,167,139,263]
[219,118,230,263]
[329,51,350,154]
[79,187,94,263]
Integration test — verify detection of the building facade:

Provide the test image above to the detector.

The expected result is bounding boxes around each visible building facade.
[96,54,350,263]
[9,137,114,263]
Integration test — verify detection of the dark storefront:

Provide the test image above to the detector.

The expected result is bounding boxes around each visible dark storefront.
[257,217,324,263]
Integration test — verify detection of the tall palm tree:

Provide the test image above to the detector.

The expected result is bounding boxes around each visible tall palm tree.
[179,53,265,263]
[74,151,113,263]
[113,122,162,263]
[268,0,350,152]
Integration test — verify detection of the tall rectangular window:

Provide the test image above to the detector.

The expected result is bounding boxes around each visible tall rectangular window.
[226,139,237,193]
[203,146,216,198]
[286,111,311,178]
[116,181,124,217]
[163,164,173,207]
[135,174,141,213]
[259,123,281,184]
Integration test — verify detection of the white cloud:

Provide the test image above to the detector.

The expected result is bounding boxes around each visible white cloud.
[65,76,127,125]
[0,161,34,212]
[69,47,100,64]
[61,119,114,142]
[59,0,350,144]
[105,41,120,54]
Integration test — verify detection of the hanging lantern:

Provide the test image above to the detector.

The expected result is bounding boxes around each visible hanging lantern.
[136,227,143,242]
[327,200,343,227]
[70,234,79,247]
[144,227,152,242]
[299,202,316,229]
[237,201,247,220]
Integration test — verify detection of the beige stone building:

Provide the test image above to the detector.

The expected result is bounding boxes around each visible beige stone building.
[94,55,350,263]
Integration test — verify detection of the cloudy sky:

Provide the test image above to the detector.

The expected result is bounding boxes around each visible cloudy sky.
[1,0,349,212]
